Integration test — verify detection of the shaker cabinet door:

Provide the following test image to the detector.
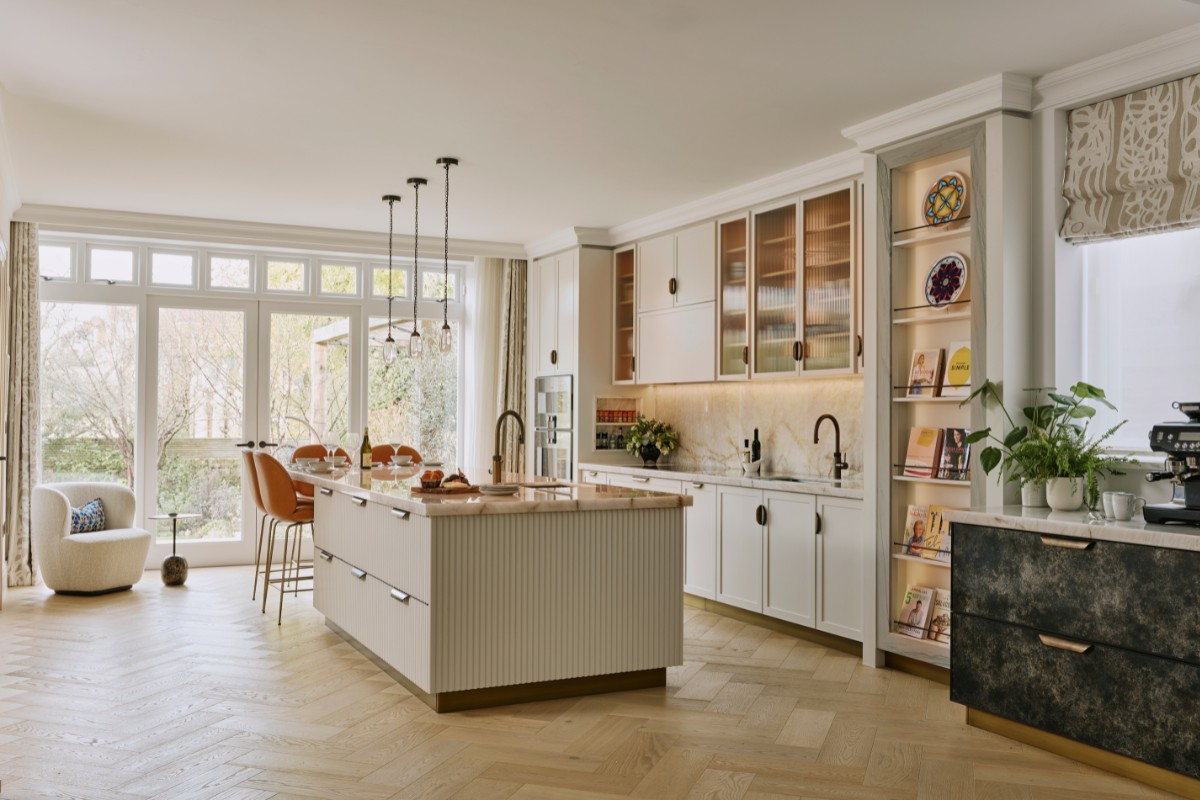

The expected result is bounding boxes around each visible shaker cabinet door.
[684,481,718,600]
[763,491,816,627]
[535,256,558,375]
[717,486,764,613]
[674,222,716,306]
[637,233,675,313]
[816,497,863,641]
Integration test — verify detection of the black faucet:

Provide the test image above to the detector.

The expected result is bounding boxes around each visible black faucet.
[814,414,848,481]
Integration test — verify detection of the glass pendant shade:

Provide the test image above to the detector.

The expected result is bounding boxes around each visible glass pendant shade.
[382,334,397,364]
[408,328,422,357]
[439,321,452,352]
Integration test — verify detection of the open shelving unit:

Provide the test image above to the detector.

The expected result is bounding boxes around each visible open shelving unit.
[612,247,635,384]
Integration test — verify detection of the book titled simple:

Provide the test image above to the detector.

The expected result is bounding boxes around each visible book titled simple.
[907,348,943,397]
[923,505,953,564]
[929,588,952,644]
[903,427,944,478]
[941,340,971,397]
[898,584,935,638]
[903,504,929,556]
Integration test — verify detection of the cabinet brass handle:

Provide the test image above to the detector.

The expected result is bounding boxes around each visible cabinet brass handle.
[550,349,557,366]
[755,504,766,526]
[390,508,410,520]
[351,496,368,507]
[319,487,333,496]
[1038,633,1093,654]
[742,345,749,365]
[317,550,333,562]
[856,334,863,358]
[668,277,677,295]
[1039,535,1093,550]
[815,511,822,535]
[631,355,636,373]
[792,341,801,361]
[632,476,650,483]
[389,588,410,603]
[691,482,704,489]
[350,567,367,580]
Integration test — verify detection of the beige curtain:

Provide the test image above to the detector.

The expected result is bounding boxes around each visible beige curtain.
[6,222,39,587]
[496,259,527,474]
[1061,72,1200,243]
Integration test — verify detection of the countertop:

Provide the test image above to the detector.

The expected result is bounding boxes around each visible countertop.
[290,466,692,517]
[944,506,1200,553]
[579,461,865,501]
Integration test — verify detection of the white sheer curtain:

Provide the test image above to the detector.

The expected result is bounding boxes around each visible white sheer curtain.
[461,257,505,473]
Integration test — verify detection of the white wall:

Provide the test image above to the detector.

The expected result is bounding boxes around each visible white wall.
[0,88,20,244]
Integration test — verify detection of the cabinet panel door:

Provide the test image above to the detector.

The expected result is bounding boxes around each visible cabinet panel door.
[580,468,607,485]
[674,222,716,306]
[718,486,763,613]
[556,251,577,374]
[635,304,715,384]
[763,491,816,627]
[752,202,800,377]
[613,248,636,383]
[717,216,751,380]
[606,473,682,494]
[800,186,855,375]
[684,481,718,600]
[535,256,558,375]
[637,233,675,313]
[816,498,863,641]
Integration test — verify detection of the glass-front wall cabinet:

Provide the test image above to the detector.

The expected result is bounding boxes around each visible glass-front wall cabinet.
[801,187,854,373]
[718,215,749,379]
[613,247,636,383]
[752,202,798,376]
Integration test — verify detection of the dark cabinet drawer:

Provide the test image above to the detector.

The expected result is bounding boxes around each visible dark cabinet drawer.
[952,613,1200,779]
[953,524,1200,665]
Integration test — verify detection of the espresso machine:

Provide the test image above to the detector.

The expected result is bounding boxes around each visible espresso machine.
[1144,401,1200,525]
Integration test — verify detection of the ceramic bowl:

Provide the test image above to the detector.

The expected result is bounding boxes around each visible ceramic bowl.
[391,455,413,466]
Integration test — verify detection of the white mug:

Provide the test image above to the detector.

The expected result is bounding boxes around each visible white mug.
[1101,491,1119,519]
[1110,492,1145,522]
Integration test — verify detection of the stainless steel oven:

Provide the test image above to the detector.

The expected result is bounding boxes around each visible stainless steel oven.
[534,375,573,480]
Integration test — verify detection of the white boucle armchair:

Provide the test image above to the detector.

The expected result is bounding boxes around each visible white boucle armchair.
[32,482,153,594]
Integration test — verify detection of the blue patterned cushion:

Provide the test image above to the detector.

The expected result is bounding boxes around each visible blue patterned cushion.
[69,498,106,534]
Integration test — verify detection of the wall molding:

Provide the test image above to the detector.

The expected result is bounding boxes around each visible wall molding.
[524,226,611,260]
[14,204,528,260]
[841,73,1033,153]
[1033,22,1200,111]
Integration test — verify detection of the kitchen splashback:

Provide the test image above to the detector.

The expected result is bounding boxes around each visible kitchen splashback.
[644,378,863,477]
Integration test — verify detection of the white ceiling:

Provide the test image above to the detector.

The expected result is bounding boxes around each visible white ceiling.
[1,0,1198,245]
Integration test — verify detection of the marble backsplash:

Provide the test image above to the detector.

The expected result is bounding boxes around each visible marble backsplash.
[643,378,864,478]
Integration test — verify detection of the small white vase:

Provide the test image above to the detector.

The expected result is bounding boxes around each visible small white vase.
[1020,481,1047,508]
[1046,477,1085,512]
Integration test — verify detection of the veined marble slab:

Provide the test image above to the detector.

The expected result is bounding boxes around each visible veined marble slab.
[945,506,1200,552]
[581,461,865,500]
[291,467,691,517]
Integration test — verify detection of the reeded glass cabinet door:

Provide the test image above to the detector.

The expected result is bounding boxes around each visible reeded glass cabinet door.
[801,187,854,373]
[752,203,798,376]
[718,216,749,379]
[613,248,635,382]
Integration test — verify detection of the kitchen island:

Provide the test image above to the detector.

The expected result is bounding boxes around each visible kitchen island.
[292,467,689,712]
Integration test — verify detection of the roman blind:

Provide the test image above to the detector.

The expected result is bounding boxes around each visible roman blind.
[1061,72,1200,243]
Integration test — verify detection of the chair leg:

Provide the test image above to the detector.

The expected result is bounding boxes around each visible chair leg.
[252,513,270,601]
[261,520,277,614]
[292,524,304,596]
[278,523,294,625]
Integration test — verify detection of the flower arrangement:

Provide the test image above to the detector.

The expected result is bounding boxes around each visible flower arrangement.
[624,416,680,465]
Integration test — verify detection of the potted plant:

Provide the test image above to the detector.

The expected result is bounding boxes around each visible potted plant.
[962,380,1131,510]
[625,416,680,468]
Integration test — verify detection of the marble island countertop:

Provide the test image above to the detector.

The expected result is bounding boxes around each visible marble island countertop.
[944,506,1200,552]
[290,466,692,517]
[581,461,864,500]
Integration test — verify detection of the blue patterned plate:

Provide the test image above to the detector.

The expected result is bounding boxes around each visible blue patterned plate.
[923,172,967,226]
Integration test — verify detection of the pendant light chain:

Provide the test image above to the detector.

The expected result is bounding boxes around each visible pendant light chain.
[436,157,458,352]
[407,176,427,357]
[381,193,402,364]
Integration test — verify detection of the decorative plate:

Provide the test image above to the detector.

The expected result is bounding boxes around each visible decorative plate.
[479,484,520,496]
[922,172,967,226]
[924,253,968,307]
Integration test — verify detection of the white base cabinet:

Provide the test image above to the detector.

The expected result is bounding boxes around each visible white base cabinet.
[764,492,817,627]
[815,497,864,641]
[717,485,764,613]
[683,481,718,600]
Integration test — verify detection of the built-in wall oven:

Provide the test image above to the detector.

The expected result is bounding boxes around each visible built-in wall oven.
[534,375,573,481]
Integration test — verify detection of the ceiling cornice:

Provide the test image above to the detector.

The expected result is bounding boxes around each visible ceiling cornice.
[1033,22,1200,111]
[14,204,527,260]
[524,227,611,259]
[841,73,1033,153]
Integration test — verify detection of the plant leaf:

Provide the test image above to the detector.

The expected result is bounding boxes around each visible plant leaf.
[1069,405,1097,419]
[980,447,1002,474]
[965,429,991,444]
[1048,392,1074,406]
[1003,427,1028,448]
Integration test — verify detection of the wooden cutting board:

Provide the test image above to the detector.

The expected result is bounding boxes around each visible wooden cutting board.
[411,484,480,495]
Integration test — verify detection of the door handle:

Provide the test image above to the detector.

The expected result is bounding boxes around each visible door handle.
[350,567,367,580]
[815,511,822,534]
[319,487,333,496]
[1038,633,1093,654]
[855,334,863,358]
[390,587,411,603]
[691,482,704,489]
[550,349,557,366]
[742,345,749,365]
[755,504,766,526]
[351,496,368,507]
[792,341,801,362]
[631,355,636,374]
[668,277,677,295]
[390,508,410,520]
[258,441,278,449]
[1039,535,1093,550]
[317,550,333,561]
[235,440,255,448]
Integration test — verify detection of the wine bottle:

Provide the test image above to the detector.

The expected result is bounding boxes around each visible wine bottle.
[359,427,372,470]
[751,429,761,463]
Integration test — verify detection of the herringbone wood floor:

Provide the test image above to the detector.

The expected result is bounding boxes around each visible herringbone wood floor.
[0,568,1176,800]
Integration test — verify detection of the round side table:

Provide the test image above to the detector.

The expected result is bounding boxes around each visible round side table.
[150,513,200,586]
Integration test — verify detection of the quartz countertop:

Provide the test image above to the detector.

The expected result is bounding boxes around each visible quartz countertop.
[579,462,865,500]
[290,466,692,517]
[944,506,1200,553]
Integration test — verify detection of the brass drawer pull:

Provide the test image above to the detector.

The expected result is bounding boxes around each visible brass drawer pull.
[350,567,367,580]
[319,487,333,496]
[691,482,704,489]
[632,476,650,483]
[1038,633,1093,654]
[389,588,410,603]
[390,508,410,520]
[351,496,368,507]
[1039,535,1094,550]
[317,550,333,562]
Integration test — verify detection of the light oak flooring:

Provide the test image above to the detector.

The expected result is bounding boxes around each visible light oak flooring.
[0,567,1177,800]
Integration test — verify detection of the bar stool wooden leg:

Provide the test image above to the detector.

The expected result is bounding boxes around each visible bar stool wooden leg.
[277,523,295,625]
[261,521,278,614]
[252,514,273,601]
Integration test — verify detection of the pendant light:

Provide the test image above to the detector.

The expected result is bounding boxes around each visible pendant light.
[407,176,427,357]
[436,157,458,352]
[381,193,402,364]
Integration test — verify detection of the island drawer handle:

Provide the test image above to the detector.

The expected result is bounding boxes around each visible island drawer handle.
[351,496,368,507]
[1039,535,1093,550]
[632,476,650,483]
[1038,633,1093,654]
[391,508,410,520]
[389,588,410,603]
[317,550,333,562]
[319,488,333,496]
[350,567,367,580]
[691,482,704,489]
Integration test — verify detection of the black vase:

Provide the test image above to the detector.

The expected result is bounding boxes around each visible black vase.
[639,443,661,468]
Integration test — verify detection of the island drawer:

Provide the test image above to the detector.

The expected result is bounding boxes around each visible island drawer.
[953,523,1200,665]
[369,504,431,603]
[312,487,374,563]
[951,612,1200,779]
[312,550,374,648]
[361,573,431,693]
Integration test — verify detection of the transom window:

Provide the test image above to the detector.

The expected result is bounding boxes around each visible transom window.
[39,243,74,280]
[266,259,307,293]
[320,262,359,296]
[209,254,253,290]
[150,251,196,286]
[88,246,136,284]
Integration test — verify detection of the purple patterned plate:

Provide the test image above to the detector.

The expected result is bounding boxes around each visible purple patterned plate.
[925,253,968,307]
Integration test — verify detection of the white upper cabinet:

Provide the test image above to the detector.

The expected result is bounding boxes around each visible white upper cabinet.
[635,304,715,384]
[637,233,675,313]
[534,250,577,376]
[674,222,716,306]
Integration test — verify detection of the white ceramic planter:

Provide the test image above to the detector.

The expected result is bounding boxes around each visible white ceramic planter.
[1046,477,1085,511]
[1020,481,1047,508]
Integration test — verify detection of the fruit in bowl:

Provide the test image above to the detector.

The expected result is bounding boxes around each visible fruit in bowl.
[419,469,444,489]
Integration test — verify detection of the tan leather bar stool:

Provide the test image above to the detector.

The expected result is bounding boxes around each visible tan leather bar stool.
[254,451,315,624]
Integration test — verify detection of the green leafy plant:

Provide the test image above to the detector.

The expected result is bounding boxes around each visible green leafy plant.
[624,415,680,456]
[961,380,1132,507]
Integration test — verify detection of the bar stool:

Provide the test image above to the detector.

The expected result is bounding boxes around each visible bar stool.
[291,444,350,498]
[394,445,423,464]
[371,443,396,464]
[242,450,273,601]
[254,451,315,624]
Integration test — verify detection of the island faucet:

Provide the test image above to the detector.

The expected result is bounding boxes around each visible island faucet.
[814,414,849,481]
[493,409,526,483]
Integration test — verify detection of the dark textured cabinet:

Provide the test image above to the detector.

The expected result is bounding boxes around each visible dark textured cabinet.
[951,522,1200,781]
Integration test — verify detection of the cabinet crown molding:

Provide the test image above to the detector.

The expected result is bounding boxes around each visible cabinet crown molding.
[524,227,611,259]
[841,73,1033,152]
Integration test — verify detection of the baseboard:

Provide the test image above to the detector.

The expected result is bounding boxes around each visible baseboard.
[684,594,863,658]
[884,652,950,686]
[967,708,1200,800]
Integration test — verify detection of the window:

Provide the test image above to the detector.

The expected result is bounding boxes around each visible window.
[209,255,252,290]
[1081,227,1200,451]
[150,251,195,286]
[88,246,136,283]
[320,262,359,296]
[39,243,73,280]
[421,270,457,301]
[266,259,307,293]
[40,303,138,486]
[371,265,408,298]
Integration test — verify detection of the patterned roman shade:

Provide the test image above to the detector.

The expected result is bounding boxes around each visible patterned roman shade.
[1061,72,1200,243]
